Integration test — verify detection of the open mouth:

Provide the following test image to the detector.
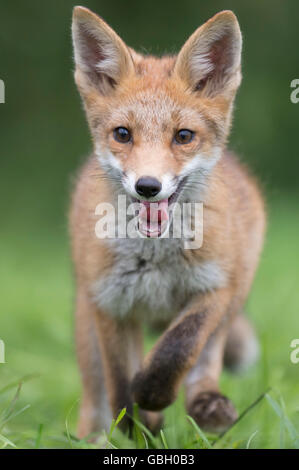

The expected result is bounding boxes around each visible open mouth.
[134,178,186,238]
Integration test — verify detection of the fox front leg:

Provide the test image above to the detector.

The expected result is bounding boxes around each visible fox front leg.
[91,306,163,434]
[132,288,235,411]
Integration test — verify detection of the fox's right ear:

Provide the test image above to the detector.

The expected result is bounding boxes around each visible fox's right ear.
[72,6,134,95]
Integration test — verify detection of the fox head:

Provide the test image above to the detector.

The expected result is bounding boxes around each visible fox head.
[72,7,242,235]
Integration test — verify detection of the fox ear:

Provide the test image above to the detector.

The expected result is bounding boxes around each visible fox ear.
[174,11,242,97]
[72,6,134,95]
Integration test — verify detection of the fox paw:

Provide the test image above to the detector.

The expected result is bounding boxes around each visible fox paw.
[132,371,176,411]
[187,391,238,433]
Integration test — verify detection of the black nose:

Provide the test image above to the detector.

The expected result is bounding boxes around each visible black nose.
[135,176,162,198]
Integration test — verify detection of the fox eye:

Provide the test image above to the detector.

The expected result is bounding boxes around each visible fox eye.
[113,127,131,143]
[174,129,194,145]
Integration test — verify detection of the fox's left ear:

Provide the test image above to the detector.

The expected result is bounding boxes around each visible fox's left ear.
[174,11,242,98]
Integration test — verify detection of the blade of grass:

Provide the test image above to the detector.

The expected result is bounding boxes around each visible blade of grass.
[279,396,286,449]
[65,399,79,449]
[34,424,44,449]
[213,387,271,446]
[0,433,16,448]
[0,382,23,429]
[0,374,39,395]
[0,404,30,428]
[130,415,158,449]
[266,394,299,449]
[246,430,259,449]
[132,404,144,449]
[108,407,126,442]
[142,432,149,449]
[160,429,169,449]
[187,416,212,449]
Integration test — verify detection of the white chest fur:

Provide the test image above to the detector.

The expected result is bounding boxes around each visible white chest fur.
[91,237,226,321]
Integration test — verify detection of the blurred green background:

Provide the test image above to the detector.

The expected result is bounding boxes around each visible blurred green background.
[0,0,298,449]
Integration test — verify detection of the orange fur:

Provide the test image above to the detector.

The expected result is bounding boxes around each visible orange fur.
[70,7,266,437]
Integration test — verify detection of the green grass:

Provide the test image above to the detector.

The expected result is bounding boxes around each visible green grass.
[0,196,299,449]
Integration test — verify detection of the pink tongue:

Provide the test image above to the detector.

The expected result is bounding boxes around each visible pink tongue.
[138,199,169,224]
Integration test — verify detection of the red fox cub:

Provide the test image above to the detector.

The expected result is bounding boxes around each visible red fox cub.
[70,6,265,437]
